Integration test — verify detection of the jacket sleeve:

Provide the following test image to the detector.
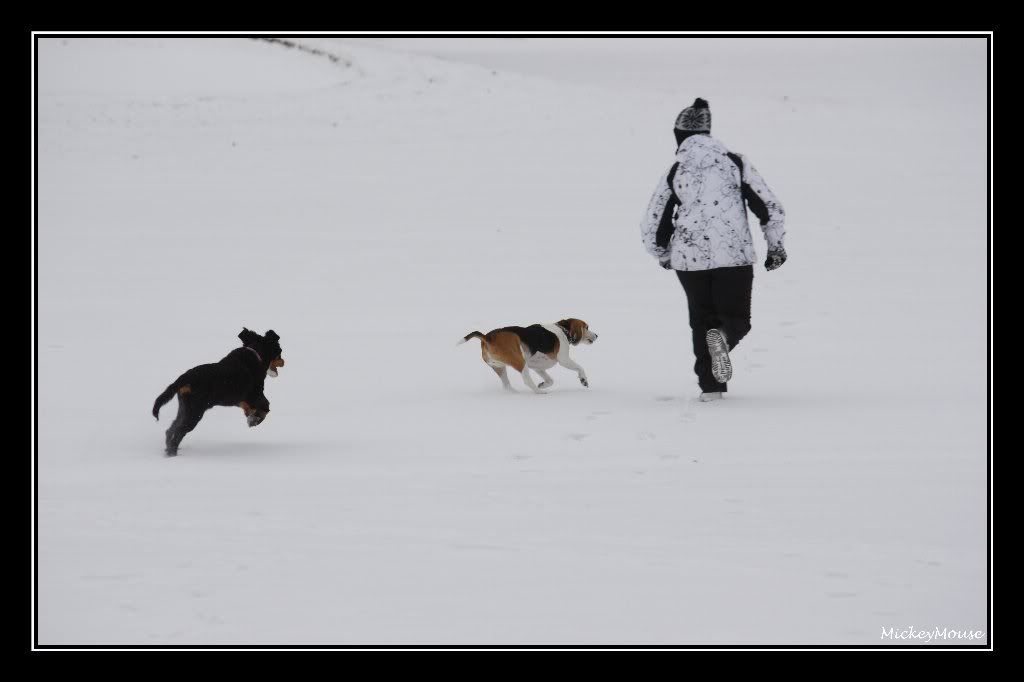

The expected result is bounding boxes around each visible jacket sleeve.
[641,166,675,262]
[739,157,786,251]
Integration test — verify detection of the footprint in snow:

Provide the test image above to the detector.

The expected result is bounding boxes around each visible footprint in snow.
[565,433,588,442]
[826,592,859,599]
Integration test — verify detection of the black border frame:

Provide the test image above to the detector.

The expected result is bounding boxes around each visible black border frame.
[25,29,996,654]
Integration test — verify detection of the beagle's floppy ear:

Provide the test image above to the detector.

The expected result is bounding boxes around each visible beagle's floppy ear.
[569,319,586,345]
[558,319,580,345]
[265,330,280,343]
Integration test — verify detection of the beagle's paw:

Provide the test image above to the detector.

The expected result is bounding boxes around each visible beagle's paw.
[579,376,589,388]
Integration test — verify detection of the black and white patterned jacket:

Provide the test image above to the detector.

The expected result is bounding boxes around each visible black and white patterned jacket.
[641,134,785,270]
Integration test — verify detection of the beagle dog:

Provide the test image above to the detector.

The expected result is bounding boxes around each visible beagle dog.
[458,318,597,393]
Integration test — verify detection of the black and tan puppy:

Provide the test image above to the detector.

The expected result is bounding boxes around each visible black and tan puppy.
[152,328,285,456]
[458,318,597,393]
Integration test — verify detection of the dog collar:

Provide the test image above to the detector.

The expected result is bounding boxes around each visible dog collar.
[243,346,263,363]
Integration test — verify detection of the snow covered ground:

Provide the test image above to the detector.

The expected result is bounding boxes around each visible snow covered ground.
[35,36,989,646]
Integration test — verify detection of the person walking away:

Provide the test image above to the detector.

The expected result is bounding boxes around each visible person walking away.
[641,98,787,401]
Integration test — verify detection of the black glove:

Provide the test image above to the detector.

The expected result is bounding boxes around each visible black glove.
[765,246,787,271]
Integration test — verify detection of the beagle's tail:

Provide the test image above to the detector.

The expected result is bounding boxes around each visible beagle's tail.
[456,331,486,346]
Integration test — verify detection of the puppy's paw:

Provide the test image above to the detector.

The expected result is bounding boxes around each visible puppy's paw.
[579,376,589,388]
[247,410,267,427]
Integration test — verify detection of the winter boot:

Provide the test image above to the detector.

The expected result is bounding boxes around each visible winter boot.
[706,328,732,384]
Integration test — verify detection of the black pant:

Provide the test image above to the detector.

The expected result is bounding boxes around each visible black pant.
[676,265,753,392]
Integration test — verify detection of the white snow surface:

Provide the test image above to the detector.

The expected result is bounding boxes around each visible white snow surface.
[36,36,989,646]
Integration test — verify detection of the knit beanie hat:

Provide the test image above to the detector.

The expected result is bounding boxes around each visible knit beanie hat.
[674,98,711,133]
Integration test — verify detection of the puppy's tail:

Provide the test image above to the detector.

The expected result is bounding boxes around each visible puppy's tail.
[456,331,486,346]
[152,378,186,420]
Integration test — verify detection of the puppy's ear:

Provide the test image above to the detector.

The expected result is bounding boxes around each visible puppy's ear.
[238,328,258,345]
[265,330,280,343]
